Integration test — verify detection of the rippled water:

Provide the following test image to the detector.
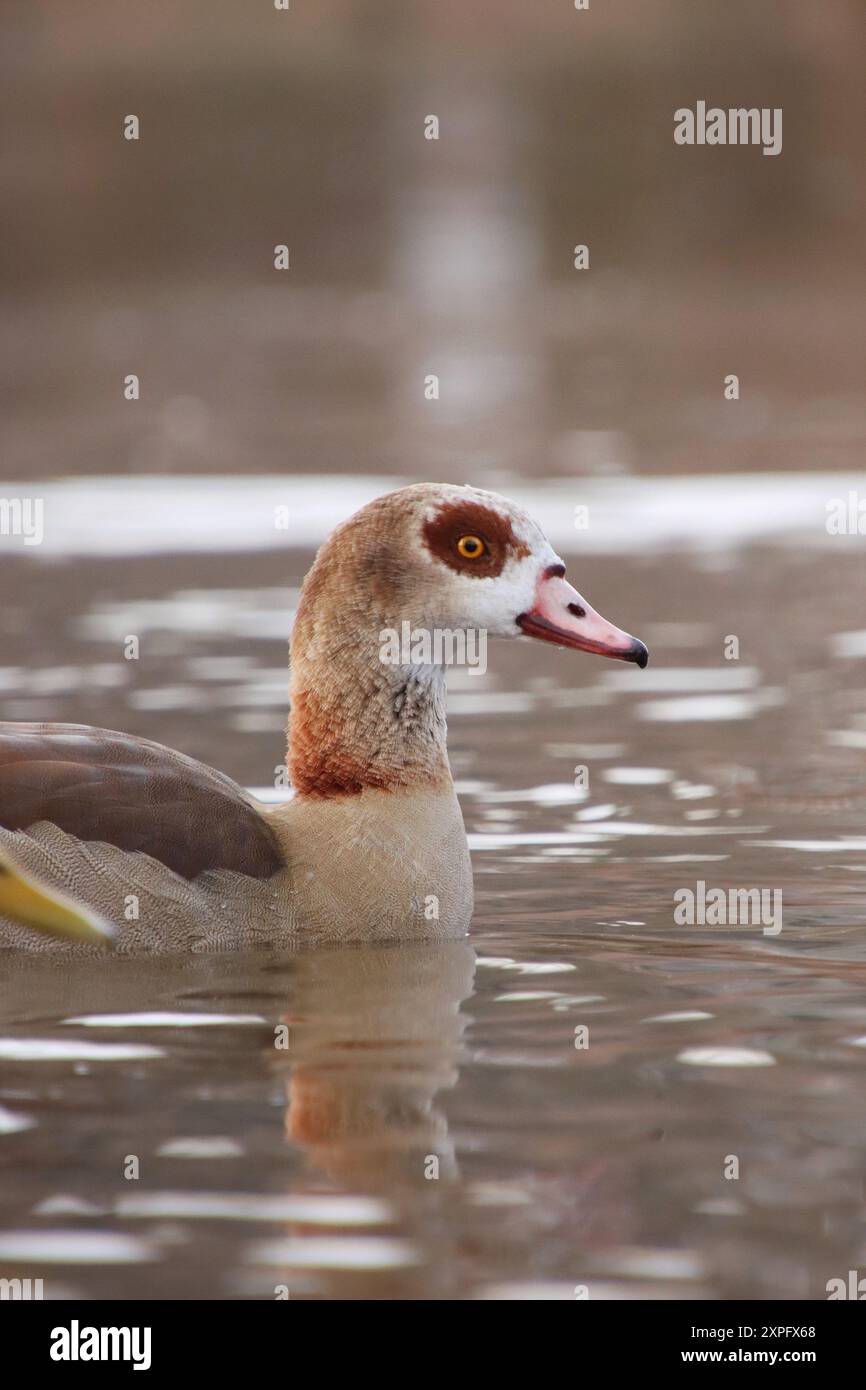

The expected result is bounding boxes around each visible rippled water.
[1,485,865,1299]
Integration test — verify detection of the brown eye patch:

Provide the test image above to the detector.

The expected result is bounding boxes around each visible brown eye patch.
[422,500,530,578]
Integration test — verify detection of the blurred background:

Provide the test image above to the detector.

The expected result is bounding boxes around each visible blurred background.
[2,0,864,484]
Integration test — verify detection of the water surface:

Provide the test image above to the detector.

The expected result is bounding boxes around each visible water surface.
[1,489,865,1300]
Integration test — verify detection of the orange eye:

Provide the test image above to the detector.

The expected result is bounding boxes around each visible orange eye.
[456,534,486,559]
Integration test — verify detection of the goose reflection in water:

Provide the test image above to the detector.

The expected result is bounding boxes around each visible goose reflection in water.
[278,941,476,1189]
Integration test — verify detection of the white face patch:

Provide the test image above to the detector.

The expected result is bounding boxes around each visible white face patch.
[411,485,561,636]
[435,549,550,634]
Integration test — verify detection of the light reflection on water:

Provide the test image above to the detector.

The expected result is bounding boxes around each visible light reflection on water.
[1,489,866,1300]
[0,472,864,558]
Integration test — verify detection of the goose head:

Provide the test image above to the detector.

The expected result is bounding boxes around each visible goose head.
[412,483,646,663]
[289,483,646,797]
[295,482,646,663]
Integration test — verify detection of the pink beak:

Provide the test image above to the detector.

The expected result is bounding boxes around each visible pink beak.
[517,565,648,668]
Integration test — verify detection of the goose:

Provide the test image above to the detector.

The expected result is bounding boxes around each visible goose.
[0,483,647,950]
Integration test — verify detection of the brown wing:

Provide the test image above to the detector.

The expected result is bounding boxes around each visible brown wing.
[0,723,284,881]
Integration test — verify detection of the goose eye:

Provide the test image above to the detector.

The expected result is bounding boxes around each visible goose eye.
[456,534,486,559]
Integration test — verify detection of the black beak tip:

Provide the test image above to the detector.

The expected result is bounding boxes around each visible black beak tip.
[630,640,649,669]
